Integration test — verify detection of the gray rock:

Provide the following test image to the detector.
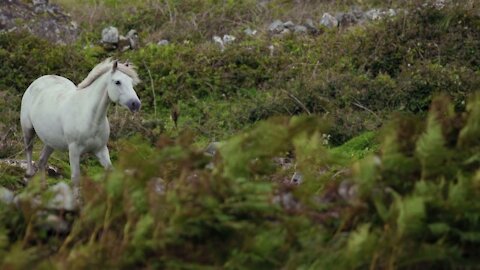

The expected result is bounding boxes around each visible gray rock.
[32,0,48,5]
[42,213,70,234]
[268,19,284,33]
[336,12,358,27]
[47,182,76,211]
[244,27,257,36]
[0,0,78,43]
[352,6,365,21]
[387,8,397,17]
[290,172,303,185]
[279,28,291,35]
[272,192,301,211]
[213,35,225,51]
[101,26,119,44]
[320,13,338,28]
[283,20,295,29]
[118,35,130,52]
[157,39,169,46]
[204,142,221,157]
[126,29,139,49]
[0,187,14,205]
[294,25,308,34]
[365,9,382,21]
[222,34,235,45]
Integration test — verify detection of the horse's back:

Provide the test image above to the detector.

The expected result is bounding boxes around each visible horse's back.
[20,75,77,150]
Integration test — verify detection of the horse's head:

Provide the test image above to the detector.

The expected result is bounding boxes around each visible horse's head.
[107,60,141,112]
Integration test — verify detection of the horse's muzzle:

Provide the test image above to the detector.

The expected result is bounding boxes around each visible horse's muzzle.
[127,99,141,112]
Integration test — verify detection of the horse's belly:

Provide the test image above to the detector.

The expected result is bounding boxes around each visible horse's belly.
[33,123,69,151]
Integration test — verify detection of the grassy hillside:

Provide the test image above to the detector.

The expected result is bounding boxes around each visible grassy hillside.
[0,0,479,268]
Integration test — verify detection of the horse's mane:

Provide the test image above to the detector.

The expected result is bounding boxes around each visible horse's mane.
[77,58,141,89]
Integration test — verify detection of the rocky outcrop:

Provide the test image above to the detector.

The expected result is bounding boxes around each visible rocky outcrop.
[101,26,139,51]
[267,7,404,37]
[0,0,79,44]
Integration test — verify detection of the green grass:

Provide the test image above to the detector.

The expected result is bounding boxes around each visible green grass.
[331,131,378,160]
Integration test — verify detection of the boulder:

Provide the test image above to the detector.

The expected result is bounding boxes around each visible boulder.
[268,19,284,34]
[244,27,257,36]
[290,172,303,185]
[101,26,119,44]
[204,142,221,157]
[304,18,318,34]
[213,35,225,51]
[222,34,236,45]
[293,25,308,34]
[0,0,79,44]
[46,182,76,211]
[336,12,358,27]
[365,9,382,20]
[157,39,169,46]
[126,29,139,49]
[0,187,14,205]
[283,20,295,29]
[319,13,338,28]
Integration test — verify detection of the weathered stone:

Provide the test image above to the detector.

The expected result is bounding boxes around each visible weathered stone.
[222,34,235,45]
[157,39,169,46]
[365,9,382,21]
[290,172,303,185]
[320,13,338,28]
[47,182,76,211]
[32,0,48,5]
[118,35,130,52]
[244,27,257,36]
[213,35,224,51]
[42,213,70,234]
[126,29,139,49]
[336,12,358,27]
[101,26,119,44]
[204,142,220,157]
[279,28,291,35]
[293,25,307,34]
[283,20,295,29]
[351,6,365,20]
[0,0,78,43]
[0,187,14,205]
[268,19,284,33]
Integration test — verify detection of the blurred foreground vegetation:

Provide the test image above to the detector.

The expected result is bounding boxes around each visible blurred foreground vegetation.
[0,0,480,268]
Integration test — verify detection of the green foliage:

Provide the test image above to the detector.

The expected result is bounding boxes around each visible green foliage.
[1,1,480,268]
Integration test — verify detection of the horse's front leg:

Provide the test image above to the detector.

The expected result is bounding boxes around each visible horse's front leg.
[95,146,113,170]
[68,143,82,187]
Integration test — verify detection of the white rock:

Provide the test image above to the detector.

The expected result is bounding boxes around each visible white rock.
[268,19,284,33]
[213,35,224,51]
[47,182,76,211]
[222,34,236,45]
[320,13,338,28]
[294,25,308,34]
[157,39,169,46]
[283,20,295,29]
[291,172,303,185]
[365,9,382,20]
[244,27,257,36]
[0,187,14,205]
[101,26,119,44]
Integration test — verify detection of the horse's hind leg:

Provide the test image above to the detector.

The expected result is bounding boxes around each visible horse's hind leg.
[22,126,36,177]
[37,145,54,186]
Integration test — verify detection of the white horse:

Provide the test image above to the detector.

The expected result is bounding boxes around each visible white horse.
[20,59,141,190]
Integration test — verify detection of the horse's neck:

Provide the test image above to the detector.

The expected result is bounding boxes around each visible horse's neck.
[79,74,110,125]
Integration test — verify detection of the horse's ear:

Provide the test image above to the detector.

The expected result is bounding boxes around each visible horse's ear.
[112,60,118,72]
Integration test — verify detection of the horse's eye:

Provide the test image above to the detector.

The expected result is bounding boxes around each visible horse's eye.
[115,80,121,85]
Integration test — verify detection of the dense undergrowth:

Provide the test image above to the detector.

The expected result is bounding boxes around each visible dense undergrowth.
[0,0,480,268]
